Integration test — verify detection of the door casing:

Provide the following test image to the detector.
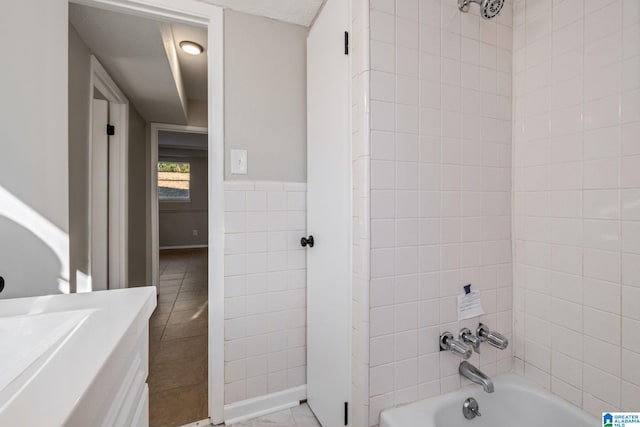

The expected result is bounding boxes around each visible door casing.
[70,0,225,423]
[87,56,129,292]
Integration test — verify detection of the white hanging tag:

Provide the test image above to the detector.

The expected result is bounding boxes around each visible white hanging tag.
[457,287,484,321]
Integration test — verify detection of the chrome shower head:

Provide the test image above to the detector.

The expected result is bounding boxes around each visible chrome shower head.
[458,0,505,19]
[481,0,504,19]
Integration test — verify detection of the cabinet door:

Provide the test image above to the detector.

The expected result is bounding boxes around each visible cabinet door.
[131,384,149,427]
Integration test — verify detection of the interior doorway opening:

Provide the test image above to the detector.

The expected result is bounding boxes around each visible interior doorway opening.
[151,125,209,288]
[68,0,224,424]
[149,124,210,425]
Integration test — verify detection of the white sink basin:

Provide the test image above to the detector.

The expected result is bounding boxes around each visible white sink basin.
[0,288,156,426]
[0,310,92,400]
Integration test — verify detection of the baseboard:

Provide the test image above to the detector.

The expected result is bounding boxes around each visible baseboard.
[223,385,307,425]
[159,244,208,250]
[176,419,211,427]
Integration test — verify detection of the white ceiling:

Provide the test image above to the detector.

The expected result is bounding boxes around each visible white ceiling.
[197,0,324,26]
[172,24,208,102]
[70,4,208,124]
[69,1,321,124]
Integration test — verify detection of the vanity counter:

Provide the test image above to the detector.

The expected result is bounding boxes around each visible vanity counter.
[0,287,156,426]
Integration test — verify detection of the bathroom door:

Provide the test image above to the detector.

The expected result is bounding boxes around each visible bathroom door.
[306,0,351,425]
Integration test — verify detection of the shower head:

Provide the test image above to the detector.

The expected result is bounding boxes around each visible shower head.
[458,0,505,19]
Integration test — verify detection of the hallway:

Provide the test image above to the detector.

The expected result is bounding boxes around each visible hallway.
[148,249,208,427]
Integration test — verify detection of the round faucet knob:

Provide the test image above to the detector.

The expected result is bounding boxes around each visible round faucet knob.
[440,332,473,359]
[459,327,481,352]
[463,397,481,420]
[476,323,509,350]
[449,338,473,359]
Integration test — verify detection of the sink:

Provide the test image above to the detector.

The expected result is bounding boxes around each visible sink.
[0,310,92,396]
[0,287,156,426]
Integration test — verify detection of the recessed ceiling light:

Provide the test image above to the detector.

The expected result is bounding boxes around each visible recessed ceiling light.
[179,41,204,55]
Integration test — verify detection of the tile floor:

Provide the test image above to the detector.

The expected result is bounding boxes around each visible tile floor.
[149,249,208,427]
[229,404,321,427]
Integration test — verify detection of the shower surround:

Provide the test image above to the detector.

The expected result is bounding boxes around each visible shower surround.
[352,0,640,425]
[362,0,513,424]
[512,0,640,418]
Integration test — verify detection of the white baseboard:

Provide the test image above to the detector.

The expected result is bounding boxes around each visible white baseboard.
[159,244,208,250]
[223,385,307,425]
[177,419,211,427]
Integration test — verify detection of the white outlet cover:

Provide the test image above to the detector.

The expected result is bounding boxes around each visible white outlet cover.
[231,149,248,174]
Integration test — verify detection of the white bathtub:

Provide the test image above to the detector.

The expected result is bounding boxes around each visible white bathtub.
[379,373,599,427]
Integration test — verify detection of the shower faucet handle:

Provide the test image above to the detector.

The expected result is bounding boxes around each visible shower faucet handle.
[440,332,473,360]
[459,327,481,353]
[476,323,509,350]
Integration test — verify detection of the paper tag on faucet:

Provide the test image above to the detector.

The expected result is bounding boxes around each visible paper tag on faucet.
[457,289,484,320]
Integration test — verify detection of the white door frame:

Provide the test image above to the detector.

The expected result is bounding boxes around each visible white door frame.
[150,122,208,290]
[71,0,225,423]
[88,55,129,291]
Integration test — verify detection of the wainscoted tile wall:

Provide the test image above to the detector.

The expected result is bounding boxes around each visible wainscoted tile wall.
[366,0,514,424]
[223,181,307,404]
[351,0,372,425]
[512,0,640,417]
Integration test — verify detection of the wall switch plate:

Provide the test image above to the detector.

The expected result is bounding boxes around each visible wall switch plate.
[231,149,248,174]
[192,229,198,236]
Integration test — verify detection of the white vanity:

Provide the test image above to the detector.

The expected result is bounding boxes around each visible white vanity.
[0,287,156,426]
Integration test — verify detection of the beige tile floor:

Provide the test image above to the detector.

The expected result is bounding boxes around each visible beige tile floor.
[229,403,321,427]
[149,249,208,427]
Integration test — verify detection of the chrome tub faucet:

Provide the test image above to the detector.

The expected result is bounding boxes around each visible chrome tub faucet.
[459,361,494,393]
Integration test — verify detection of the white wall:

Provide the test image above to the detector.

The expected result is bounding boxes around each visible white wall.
[513,0,640,416]
[224,10,308,183]
[68,24,92,293]
[219,10,310,410]
[0,0,69,299]
[223,181,307,403]
[128,106,150,286]
[365,0,514,424]
[69,23,151,288]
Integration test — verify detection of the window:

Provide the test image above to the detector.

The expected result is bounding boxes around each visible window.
[158,161,191,201]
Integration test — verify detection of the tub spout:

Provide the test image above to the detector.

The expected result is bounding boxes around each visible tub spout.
[459,361,494,393]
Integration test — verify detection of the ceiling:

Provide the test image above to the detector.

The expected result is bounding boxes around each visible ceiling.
[69,1,322,124]
[69,4,207,124]
[198,0,324,27]
[159,131,207,149]
[172,24,208,102]
[159,131,207,157]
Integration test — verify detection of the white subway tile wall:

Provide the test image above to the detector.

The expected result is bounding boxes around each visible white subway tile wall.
[223,181,307,404]
[352,0,373,425]
[513,0,640,418]
[367,0,513,424]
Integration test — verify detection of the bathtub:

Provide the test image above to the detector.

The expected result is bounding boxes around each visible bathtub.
[379,373,599,427]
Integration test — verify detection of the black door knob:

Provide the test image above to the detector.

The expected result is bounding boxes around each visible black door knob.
[0,276,4,293]
[300,235,314,248]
